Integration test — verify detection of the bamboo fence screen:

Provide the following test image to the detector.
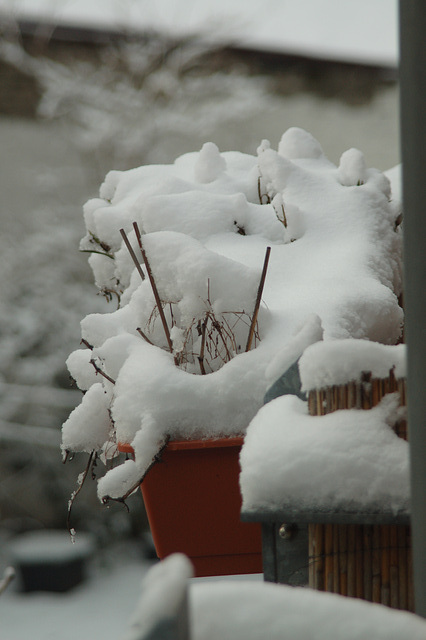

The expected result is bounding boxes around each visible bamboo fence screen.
[307,371,412,611]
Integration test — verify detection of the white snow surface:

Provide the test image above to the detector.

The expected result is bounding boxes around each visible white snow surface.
[0,0,398,67]
[191,577,426,640]
[61,127,403,501]
[122,553,193,640]
[299,339,406,391]
[123,553,426,640]
[62,382,113,454]
[240,394,409,515]
[4,549,426,640]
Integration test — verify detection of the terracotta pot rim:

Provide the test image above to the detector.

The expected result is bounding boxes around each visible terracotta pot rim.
[117,435,244,455]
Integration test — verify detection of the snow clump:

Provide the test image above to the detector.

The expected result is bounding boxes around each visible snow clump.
[240,393,409,516]
[61,128,403,503]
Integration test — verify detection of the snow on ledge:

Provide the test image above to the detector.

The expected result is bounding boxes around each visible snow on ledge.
[191,576,426,639]
[123,553,193,640]
[240,394,409,516]
[299,339,406,392]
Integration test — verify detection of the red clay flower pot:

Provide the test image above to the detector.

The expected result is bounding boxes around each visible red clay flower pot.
[119,436,262,577]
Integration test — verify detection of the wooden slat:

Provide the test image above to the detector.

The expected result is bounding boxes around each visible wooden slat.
[381,526,390,606]
[355,525,364,599]
[372,525,381,604]
[363,525,373,601]
[390,525,399,609]
[339,524,348,597]
[398,525,408,610]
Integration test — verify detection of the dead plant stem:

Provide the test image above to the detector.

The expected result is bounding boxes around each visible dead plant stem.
[132,222,176,359]
[137,327,154,345]
[90,358,116,385]
[198,319,207,375]
[119,228,146,282]
[245,246,271,352]
[67,451,96,536]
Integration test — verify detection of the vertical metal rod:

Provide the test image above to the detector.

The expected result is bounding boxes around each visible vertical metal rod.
[399,0,426,617]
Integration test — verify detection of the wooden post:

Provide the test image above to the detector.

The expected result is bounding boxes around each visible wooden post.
[399,0,426,617]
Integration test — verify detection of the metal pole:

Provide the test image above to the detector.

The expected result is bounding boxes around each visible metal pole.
[399,0,426,618]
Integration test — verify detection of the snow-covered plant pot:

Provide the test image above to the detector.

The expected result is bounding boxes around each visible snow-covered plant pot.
[119,437,262,577]
[61,128,403,575]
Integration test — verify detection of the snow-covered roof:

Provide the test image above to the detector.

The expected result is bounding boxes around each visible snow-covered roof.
[0,0,398,68]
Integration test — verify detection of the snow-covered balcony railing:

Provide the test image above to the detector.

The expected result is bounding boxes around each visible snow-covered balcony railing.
[240,340,411,610]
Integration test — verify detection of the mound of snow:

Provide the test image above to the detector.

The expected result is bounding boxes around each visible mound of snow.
[62,128,403,501]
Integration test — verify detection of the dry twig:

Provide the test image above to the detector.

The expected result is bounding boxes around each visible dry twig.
[90,358,116,385]
[132,222,176,358]
[198,320,207,375]
[119,227,146,282]
[66,451,97,536]
[245,246,271,352]
[137,327,155,345]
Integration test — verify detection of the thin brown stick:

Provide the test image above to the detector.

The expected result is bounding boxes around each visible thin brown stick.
[363,525,373,601]
[347,525,356,597]
[212,317,233,362]
[280,203,288,227]
[308,523,315,589]
[137,327,155,346]
[348,381,357,409]
[372,377,381,407]
[119,228,146,281]
[355,525,364,599]
[407,528,415,611]
[333,524,339,593]
[245,246,271,352]
[313,524,324,591]
[308,390,316,416]
[361,372,372,409]
[390,525,399,609]
[257,175,271,204]
[198,320,207,375]
[398,525,408,610]
[257,175,262,204]
[132,222,175,357]
[372,525,381,603]
[326,387,333,414]
[381,525,390,606]
[332,385,338,412]
[339,524,348,597]
[90,358,116,385]
[317,389,324,415]
[325,524,334,592]
[338,384,346,410]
